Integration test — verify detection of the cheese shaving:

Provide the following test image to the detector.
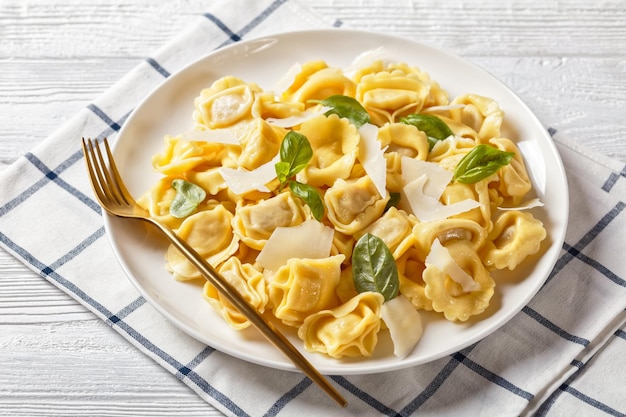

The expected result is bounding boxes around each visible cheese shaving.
[266,106,332,128]
[498,197,544,211]
[401,157,480,222]
[381,295,423,358]
[425,239,481,292]
[219,154,279,195]
[357,123,388,198]
[256,219,335,272]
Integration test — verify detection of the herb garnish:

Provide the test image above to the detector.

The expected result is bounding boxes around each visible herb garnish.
[275,131,325,221]
[453,144,515,184]
[315,95,371,128]
[400,114,454,150]
[352,233,399,302]
[169,179,206,218]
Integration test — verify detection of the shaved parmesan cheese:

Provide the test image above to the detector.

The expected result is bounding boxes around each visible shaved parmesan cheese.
[357,123,388,198]
[266,106,332,128]
[273,62,302,94]
[219,154,279,195]
[343,47,390,77]
[181,128,240,145]
[401,157,480,222]
[498,198,544,211]
[401,157,452,198]
[381,295,423,358]
[426,239,481,292]
[256,219,335,272]
[422,104,466,113]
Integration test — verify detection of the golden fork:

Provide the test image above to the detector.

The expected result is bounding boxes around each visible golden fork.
[82,137,347,408]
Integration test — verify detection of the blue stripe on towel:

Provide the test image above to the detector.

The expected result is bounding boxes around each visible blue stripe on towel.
[262,378,313,417]
[145,57,171,78]
[453,351,534,400]
[522,306,590,346]
[546,201,625,286]
[333,375,401,416]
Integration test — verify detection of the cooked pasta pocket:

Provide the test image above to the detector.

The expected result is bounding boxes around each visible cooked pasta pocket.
[139,54,548,359]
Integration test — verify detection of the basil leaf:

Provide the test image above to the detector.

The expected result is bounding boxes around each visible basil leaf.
[352,233,399,302]
[318,95,370,128]
[453,144,515,184]
[276,131,313,185]
[275,161,291,184]
[400,114,453,150]
[289,181,324,221]
[170,179,206,218]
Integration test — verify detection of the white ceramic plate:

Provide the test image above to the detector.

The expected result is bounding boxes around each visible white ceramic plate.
[106,29,569,375]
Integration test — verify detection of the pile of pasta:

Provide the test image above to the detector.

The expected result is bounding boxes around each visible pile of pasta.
[138,57,547,359]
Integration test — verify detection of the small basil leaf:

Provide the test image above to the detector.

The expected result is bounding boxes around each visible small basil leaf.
[289,181,325,221]
[318,95,370,128]
[170,179,206,218]
[400,114,454,150]
[352,233,399,302]
[277,131,313,184]
[275,161,291,185]
[453,144,516,184]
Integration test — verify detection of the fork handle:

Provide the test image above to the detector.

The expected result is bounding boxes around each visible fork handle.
[149,219,347,407]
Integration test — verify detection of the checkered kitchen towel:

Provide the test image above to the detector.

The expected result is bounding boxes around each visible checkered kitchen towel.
[1,1,625,416]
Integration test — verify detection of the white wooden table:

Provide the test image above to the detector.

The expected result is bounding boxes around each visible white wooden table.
[1,1,625,415]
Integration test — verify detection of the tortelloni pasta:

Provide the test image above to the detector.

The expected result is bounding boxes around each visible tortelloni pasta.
[139,53,548,360]
[298,292,384,358]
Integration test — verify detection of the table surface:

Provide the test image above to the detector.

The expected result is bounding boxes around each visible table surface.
[1,1,625,415]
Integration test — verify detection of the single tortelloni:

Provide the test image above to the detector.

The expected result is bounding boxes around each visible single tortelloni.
[423,240,495,321]
[203,257,268,330]
[412,218,487,262]
[427,135,475,171]
[354,61,448,126]
[137,177,184,230]
[396,247,431,311]
[378,122,429,160]
[481,210,547,270]
[185,168,228,196]
[152,135,239,176]
[295,114,360,187]
[298,292,384,358]
[488,138,532,206]
[269,255,345,327]
[280,61,356,106]
[237,118,287,170]
[252,90,305,120]
[449,94,504,143]
[194,76,261,129]
[378,122,429,193]
[232,191,308,251]
[166,205,239,280]
[354,207,416,260]
[440,181,493,232]
[325,175,390,236]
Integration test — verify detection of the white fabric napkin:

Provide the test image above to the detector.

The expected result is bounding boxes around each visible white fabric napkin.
[1,1,625,416]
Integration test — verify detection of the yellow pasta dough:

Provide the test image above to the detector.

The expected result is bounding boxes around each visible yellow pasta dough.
[481,210,547,270]
[269,255,344,327]
[165,205,239,280]
[203,257,268,329]
[423,240,495,321]
[298,292,384,358]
